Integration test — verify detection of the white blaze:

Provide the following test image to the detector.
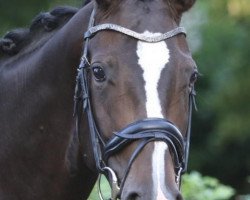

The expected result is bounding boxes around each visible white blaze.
[136,31,169,118]
[152,142,169,199]
[136,31,170,199]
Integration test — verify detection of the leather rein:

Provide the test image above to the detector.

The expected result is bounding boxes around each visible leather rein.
[74,9,196,200]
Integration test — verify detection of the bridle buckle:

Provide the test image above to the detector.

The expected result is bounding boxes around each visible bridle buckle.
[98,167,120,200]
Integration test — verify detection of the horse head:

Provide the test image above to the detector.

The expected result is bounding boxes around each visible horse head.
[76,0,198,199]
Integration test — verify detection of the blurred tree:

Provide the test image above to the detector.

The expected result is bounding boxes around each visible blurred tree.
[189,0,250,194]
[0,0,83,35]
[0,0,50,35]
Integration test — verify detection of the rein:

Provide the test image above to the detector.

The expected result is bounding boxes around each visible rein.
[74,9,195,200]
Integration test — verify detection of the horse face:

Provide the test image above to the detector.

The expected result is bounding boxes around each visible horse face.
[87,0,196,199]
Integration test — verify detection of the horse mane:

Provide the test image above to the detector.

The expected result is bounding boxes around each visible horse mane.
[0,6,79,57]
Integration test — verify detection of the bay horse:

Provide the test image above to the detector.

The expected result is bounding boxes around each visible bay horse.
[0,0,198,200]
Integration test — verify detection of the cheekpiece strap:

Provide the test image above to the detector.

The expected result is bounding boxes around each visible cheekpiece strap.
[84,23,186,43]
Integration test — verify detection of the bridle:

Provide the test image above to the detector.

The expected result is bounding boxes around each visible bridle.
[74,8,196,200]
[75,8,196,199]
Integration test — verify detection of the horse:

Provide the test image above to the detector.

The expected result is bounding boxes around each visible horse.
[0,0,198,200]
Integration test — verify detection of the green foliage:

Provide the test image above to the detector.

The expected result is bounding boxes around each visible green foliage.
[88,173,235,200]
[238,195,250,200]
[0,0,83,35]
[187,0,250,193]
[88,176,111,200]
[0,0,50,35]
[182,171,235,200]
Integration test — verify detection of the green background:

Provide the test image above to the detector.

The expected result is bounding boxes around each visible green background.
[1,0,249,198]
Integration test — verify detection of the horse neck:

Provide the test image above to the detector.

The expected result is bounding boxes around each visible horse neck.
[0,4,96,200]
[24,4,94,122]
[36,1,95,159]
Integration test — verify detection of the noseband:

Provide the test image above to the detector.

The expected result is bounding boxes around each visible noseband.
[74,9,196,200]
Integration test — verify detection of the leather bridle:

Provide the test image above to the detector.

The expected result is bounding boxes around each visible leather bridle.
[74,9,196,200]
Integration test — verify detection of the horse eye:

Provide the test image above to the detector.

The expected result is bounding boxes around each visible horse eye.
[190,71,199,84]
[92,66,106,82]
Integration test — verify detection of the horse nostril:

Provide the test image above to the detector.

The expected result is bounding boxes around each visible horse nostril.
[176,193,184,200]
[126,192,140,200]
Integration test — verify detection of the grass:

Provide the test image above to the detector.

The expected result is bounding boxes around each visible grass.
[88,176,111,200]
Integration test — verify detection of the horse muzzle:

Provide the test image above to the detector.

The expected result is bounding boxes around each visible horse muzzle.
[103,118,186,199]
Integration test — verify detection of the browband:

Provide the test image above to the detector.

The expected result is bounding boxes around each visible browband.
[84,23,186,43]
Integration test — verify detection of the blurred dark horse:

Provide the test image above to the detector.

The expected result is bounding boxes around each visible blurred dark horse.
[0,0,197,199]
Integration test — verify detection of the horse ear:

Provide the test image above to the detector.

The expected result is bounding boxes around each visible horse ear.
[172,0,196,14]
